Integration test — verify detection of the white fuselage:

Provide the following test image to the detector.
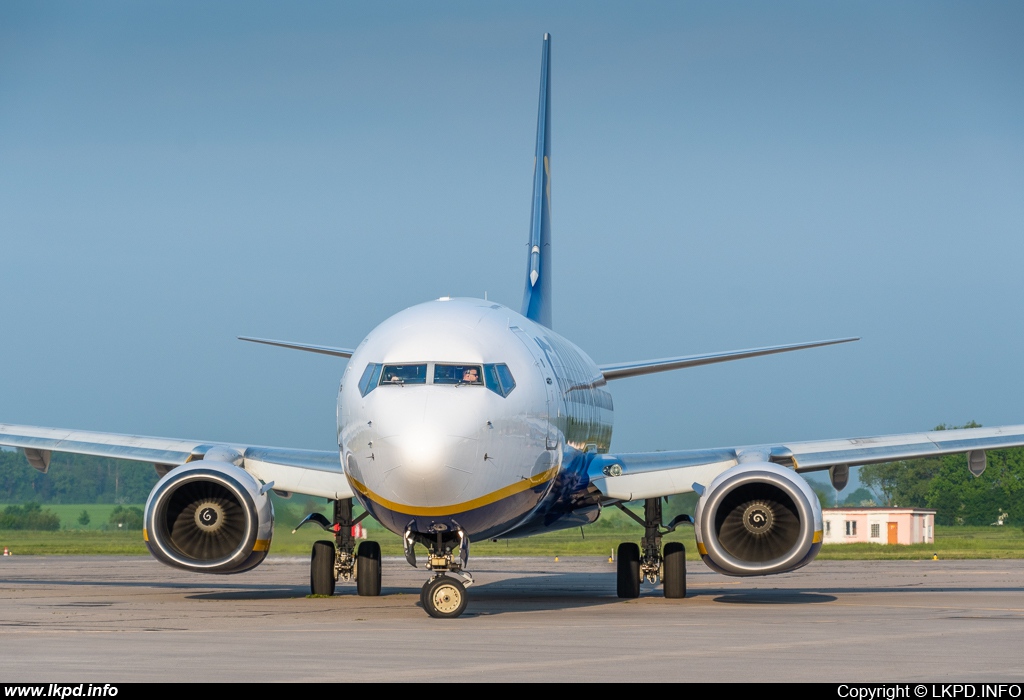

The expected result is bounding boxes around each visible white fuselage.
[337,297,613,540]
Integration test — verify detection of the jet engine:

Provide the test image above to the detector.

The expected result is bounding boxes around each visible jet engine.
[693,462,822,576]
[143,461,274,574]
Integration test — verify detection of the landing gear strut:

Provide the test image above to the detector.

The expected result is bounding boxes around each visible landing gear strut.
[406,525,473,618]
[299,498,380,596]
[615,498,691,599]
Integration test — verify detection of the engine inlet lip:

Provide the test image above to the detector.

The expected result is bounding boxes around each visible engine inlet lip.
[699,469,814,576]
[146,469,258,572]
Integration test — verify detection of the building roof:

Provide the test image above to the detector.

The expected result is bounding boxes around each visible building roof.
[823,507,936,514]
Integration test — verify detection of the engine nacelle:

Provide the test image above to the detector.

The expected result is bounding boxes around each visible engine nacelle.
[694,462,822,576]
[144,461,274,574]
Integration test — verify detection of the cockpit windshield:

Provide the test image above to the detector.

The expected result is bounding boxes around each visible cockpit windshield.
[357,361,515,396]
[380,364,428,386]
[434,364,483,385]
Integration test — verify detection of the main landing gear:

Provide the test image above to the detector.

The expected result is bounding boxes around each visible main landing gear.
[405,525,473,618]
[615,498,692,599]
[297,498,381,597]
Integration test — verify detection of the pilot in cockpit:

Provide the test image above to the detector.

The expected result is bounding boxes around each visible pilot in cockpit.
[461,367,481,384]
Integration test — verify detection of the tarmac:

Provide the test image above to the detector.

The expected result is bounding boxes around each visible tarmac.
[1,554,1023,682]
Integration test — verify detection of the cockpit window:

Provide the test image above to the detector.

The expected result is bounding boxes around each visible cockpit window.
[380,364,427,386]
[483,363,516,397]
[357,363,383,397]
[434,364,483,385]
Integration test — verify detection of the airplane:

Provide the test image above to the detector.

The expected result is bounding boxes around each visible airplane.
[3,33,1024,618]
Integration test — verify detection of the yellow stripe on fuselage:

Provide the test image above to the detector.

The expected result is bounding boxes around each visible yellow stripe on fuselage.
[348,466,560,517]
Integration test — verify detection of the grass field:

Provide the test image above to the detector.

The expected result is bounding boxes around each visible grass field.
[815,525,1024,560]
[2,504,1023,559]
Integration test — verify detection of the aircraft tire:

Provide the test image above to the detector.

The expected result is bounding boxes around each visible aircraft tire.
[310,540,336,596]
[356,541,382,596]
[422,575,467,618]
[616,542,641,598]
[662,542,687,598]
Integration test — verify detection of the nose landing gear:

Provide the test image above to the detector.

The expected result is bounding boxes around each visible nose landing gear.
[407,524,473,618]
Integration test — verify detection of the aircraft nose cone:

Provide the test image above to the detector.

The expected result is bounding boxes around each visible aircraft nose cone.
[361,388,490,507]
[380,430,477,505]
[389,427,450,475]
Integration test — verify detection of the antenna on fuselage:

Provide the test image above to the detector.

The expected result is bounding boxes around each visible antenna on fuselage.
[521,32,553,329]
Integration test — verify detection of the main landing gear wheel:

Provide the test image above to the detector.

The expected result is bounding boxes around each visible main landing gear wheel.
[662,542,687,599]
[616,542,641,599]
[422,575,468,618]
[310,540,336,596]
[356,541,382,596]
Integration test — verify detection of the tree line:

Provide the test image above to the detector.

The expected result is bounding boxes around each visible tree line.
[0,503,145,530]
[0,449,159,504]
[0,502,60,530]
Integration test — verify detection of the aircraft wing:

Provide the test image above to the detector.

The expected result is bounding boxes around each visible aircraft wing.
[587,423,1024,501]
[0,423,353,500]
[237,336,355,358]
[598,338,858,380]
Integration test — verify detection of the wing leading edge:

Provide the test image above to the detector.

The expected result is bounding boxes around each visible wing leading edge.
[587,423,1024,502]
[0,423,353,500]
[237,336,355,358]
[599,337,859,381]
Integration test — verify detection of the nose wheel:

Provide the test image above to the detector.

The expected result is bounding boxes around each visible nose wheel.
[421,575,468,618]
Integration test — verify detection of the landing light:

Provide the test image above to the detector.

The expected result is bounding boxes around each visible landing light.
[603,464,623,477]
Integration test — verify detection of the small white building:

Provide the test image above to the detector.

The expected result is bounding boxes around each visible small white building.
[822,507,935,545]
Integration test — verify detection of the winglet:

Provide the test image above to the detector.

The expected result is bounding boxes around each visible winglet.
[521,33,553,329]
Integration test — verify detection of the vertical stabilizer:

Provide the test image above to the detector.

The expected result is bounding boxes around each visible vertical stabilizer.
[521,33,553,329]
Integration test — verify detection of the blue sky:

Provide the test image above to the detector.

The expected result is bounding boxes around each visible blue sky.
[2,2,1022,494]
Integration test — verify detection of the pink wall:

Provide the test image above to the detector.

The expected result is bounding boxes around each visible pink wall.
[822,508,935,545]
